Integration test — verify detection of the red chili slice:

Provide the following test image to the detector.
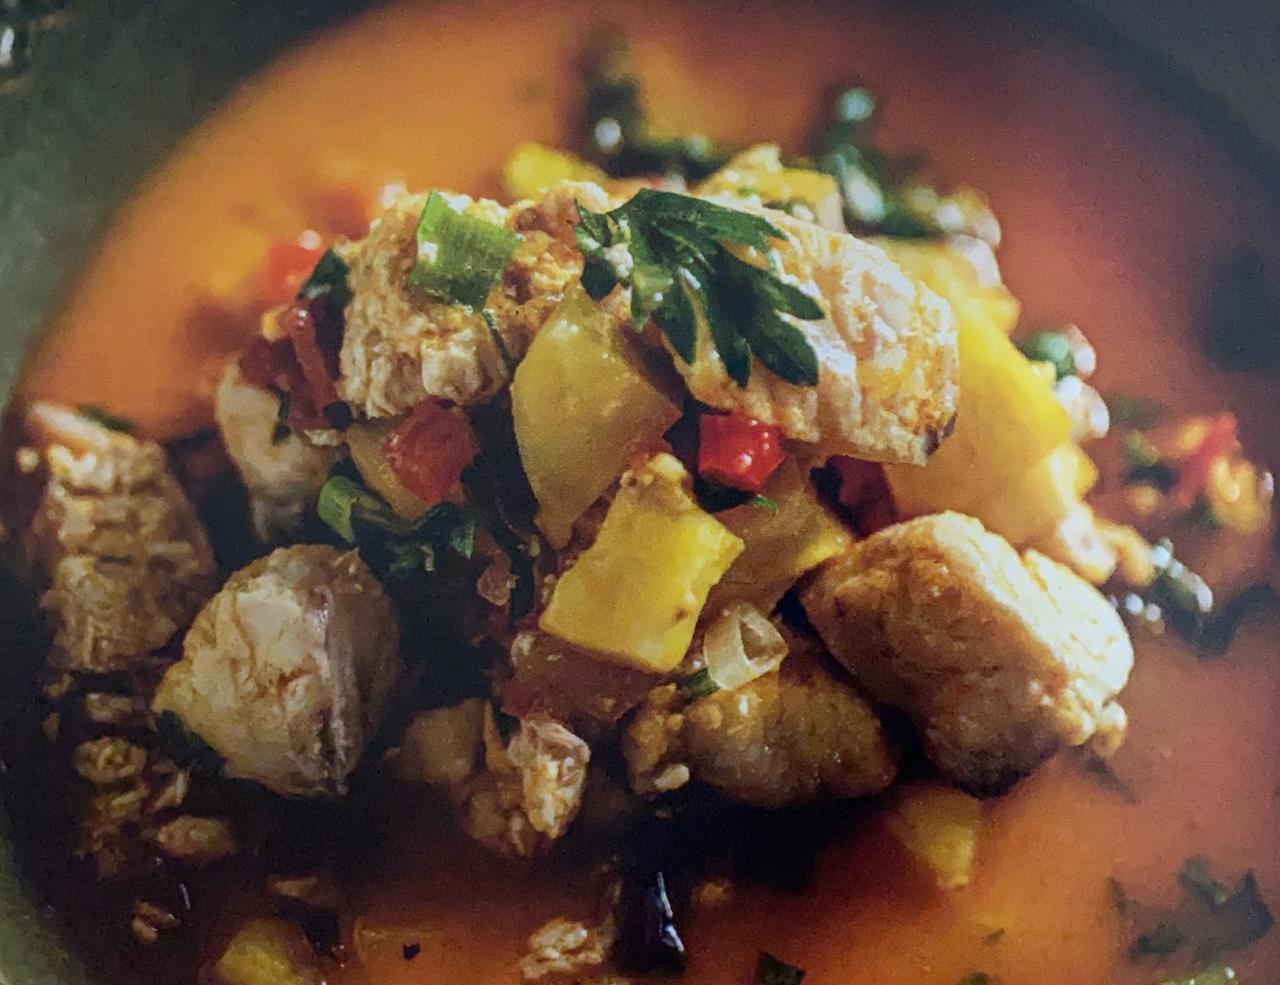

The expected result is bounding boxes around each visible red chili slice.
[384,401,479,508]
[697,414,786,492]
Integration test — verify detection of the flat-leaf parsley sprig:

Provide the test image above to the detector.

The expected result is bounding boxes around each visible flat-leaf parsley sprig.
[574,189,823,387]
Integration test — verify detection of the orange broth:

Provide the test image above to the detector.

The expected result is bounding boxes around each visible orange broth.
[14,1,1280,983]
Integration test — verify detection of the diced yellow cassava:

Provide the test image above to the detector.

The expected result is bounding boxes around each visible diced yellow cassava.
[888,785,983,891]
[513,287,681,547]
[707,459,851,614]
[502,142,608,199]
[962,443,1099,545]
[697,145,841,227]
[345,419,430,520]
[874,237,1020,336]
[212,920,322,985]
[540,454,744,672]
[880,241,1069,514]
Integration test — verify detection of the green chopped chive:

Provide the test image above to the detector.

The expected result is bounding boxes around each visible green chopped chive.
[677,667,719,699]
[412,191,521,309]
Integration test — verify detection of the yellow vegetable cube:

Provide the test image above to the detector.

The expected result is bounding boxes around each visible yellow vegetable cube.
[879,238,1070,517]
[707,459,851,614]
[967,443,1099,545]
[345,419,429,521]
[540,454,744,672]
[212,919,322,985]
[513,287,681,547]
[502,142,608,199]
[874,237,1020,336]
[888,785,983,891]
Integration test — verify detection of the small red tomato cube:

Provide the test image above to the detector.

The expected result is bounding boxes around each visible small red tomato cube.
[697,414,786,492]
[384,401,479,508]
[263,234,326,303]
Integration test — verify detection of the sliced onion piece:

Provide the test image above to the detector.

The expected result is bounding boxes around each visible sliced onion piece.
[702,603,789,693]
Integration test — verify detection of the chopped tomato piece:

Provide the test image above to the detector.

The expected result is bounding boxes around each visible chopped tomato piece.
[384,401,479,508]
[697,414,785,492]
[279,299,343,411]
[832,456,897,536]
[1174,413,1239,508]
[263,234,325,304]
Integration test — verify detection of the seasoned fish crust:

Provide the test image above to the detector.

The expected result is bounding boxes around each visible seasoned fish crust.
[338,182,619,417]
[153,545,402,798]
[670,200,958,464]
[802,512,1133,795]
[624,652,897,809]
[26,403,217,673]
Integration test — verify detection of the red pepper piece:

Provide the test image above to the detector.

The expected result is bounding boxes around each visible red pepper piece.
[1173,413,1239,508]
[697,414,786,492]
[384,401,479,508]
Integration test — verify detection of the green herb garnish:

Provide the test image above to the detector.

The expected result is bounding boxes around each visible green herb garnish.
[579,33,728,180]
[317,474,476,578]
[1121,857,1274,965]
[677,667,719,699]
[1160,965,1237,985]
[576,188,822,386]
[755,952,805,985]
[1122,432,1179,490]
[1018,330,1077,380]
[1105,394,1167,429]
[76,404,136,435]
[412,192,520,309]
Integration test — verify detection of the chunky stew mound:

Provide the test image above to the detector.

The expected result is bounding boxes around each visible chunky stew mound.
[6,8,1280,985]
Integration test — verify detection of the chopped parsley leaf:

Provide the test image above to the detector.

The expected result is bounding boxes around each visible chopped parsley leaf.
[576,189,822,387]
[755,952,805,985]
[412,192,520,309]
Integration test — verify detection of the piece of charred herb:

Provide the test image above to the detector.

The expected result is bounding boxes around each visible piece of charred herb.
[1083,754,1137,804]
[576,189,822,387]
[155,711,223,779]
[76,404,136,435]
[1105,394,1167,430]
[756,952,806,985]
[1017,330,1077,380]
[1160,965,1237,985]
[579,33,728,180]
[955,975,992,985]
[1122,432,1179,490]
[615,869,687,975]
[812,85,996,242]
[412,192,520,309]
[1121,857,1274,965]
[317,473,477,578]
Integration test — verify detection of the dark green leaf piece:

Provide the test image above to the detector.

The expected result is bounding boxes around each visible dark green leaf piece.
[299,246,352,310]
[574,189,823,387]
[77,404,136,435]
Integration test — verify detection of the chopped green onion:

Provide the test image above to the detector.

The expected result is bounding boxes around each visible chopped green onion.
[702,603,787,693]
[76,404,136,435]
[412,191,521,309]
[749,494,779,513]
[755,952,805,985]
[1017,330,1076,380]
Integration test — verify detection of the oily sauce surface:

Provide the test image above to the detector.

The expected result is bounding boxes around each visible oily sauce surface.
[14,1,1280,983]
